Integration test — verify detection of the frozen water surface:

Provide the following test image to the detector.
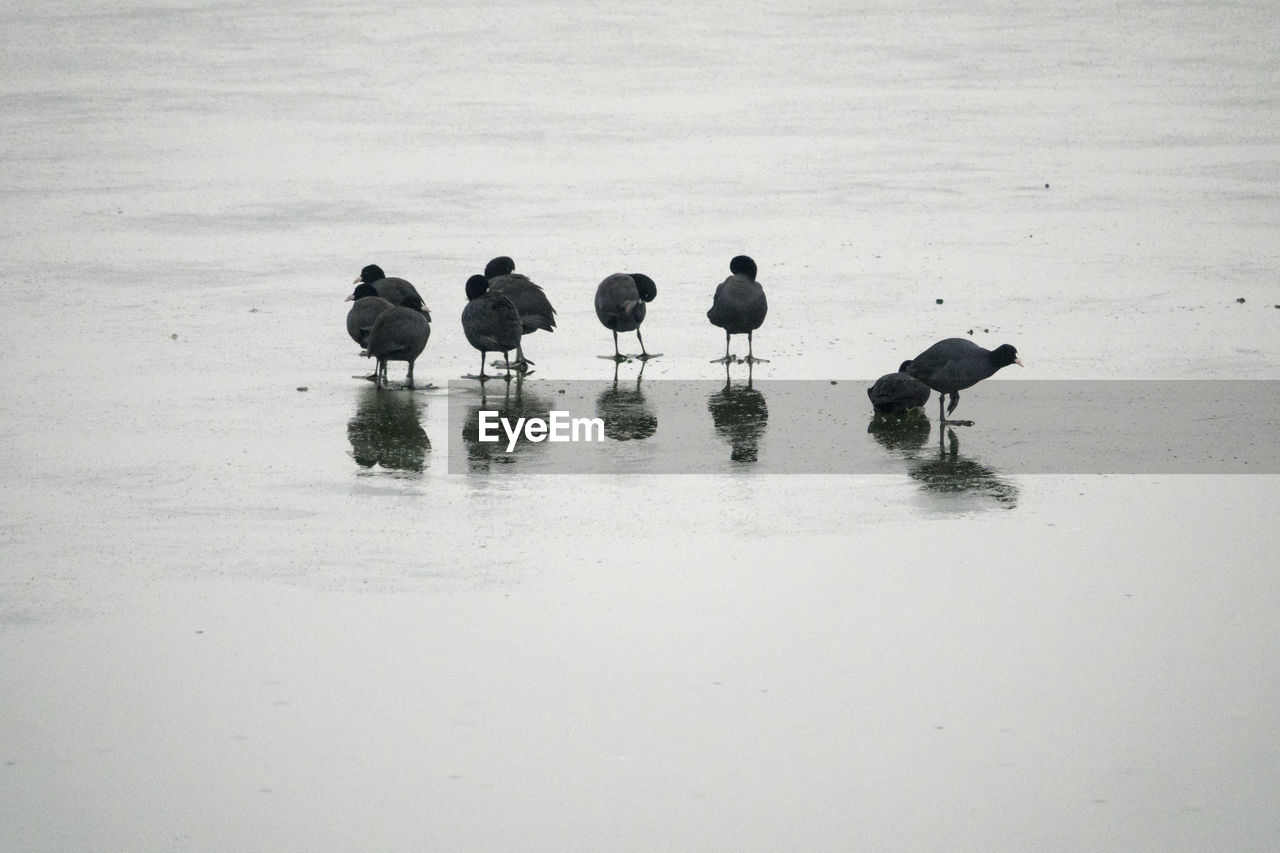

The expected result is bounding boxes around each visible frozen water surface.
[2,1,1279,850]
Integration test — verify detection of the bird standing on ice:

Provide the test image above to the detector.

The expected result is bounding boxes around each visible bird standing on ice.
[461,274,523,381]
[594,272,658,361]
[905,338,1022,424]
[707,255,768,364]
[362,294,431,389]
[484,256,556,370]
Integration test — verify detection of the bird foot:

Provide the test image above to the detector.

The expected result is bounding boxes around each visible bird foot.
[710,355,736,364]
[599,354,629,362]
[745,356,770,364]
[635,352,661,361]
[940,418,975,427]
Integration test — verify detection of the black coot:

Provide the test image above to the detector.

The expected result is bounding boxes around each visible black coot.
[484,256,556,368]
[906,338,1022,423]
[354,264,428,311]
[363,294,432,389]
[461,274,523,379]
[707,255,768,363]
[867,360,932,415]
[345,281,394,349]
[594,272,658,360]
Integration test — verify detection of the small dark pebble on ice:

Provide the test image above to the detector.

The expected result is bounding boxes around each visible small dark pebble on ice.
[1045,183,1050,188]
[967,329,973,335]
[829,380,837,385]
[936,298,944,304]
[1236,297,1245,303]
[296,386,308,392]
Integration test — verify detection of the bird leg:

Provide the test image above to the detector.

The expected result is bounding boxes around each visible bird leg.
[711,331,734,364]
[939,392,974,426]
[635,329,658,360]
[514,341,534,370]
[607,330,626,362]
[503,352,514,381]
[744,331,770,364]
[406,360,415,390]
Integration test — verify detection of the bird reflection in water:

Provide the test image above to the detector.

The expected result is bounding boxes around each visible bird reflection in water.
[707,363,769,464]
[867,409,932,455]
[596,360,657,441]
[347,386,430,473]
[460,372,552,470]
[907,427,1019,507]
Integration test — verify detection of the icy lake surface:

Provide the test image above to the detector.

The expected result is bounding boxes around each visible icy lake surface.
[2,1,1279,850]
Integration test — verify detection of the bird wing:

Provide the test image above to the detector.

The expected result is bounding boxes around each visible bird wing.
[490,274,557,326]
[707,277,766,330]
[595,274,641,320]
[463,295,523,351]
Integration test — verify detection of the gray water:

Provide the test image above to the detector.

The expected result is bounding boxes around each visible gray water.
[3,1,1279,850]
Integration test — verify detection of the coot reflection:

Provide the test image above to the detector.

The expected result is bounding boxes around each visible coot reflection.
[596,361,657,441]
[707,365,769,464]
[907,428,1019,507]
[347,386,430,473]
[867,409,932,454]
[460,374,552,470]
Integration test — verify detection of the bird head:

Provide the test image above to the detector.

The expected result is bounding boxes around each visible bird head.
[729,255,758,280]
[346,282,380,302]
[465,274,491,300]
[355,263,386,285]
[484,256,516,279]
[993,344,1022,368]
[631,273,658,303]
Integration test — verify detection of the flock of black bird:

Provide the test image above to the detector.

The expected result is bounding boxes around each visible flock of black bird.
[344,255,1022,423]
